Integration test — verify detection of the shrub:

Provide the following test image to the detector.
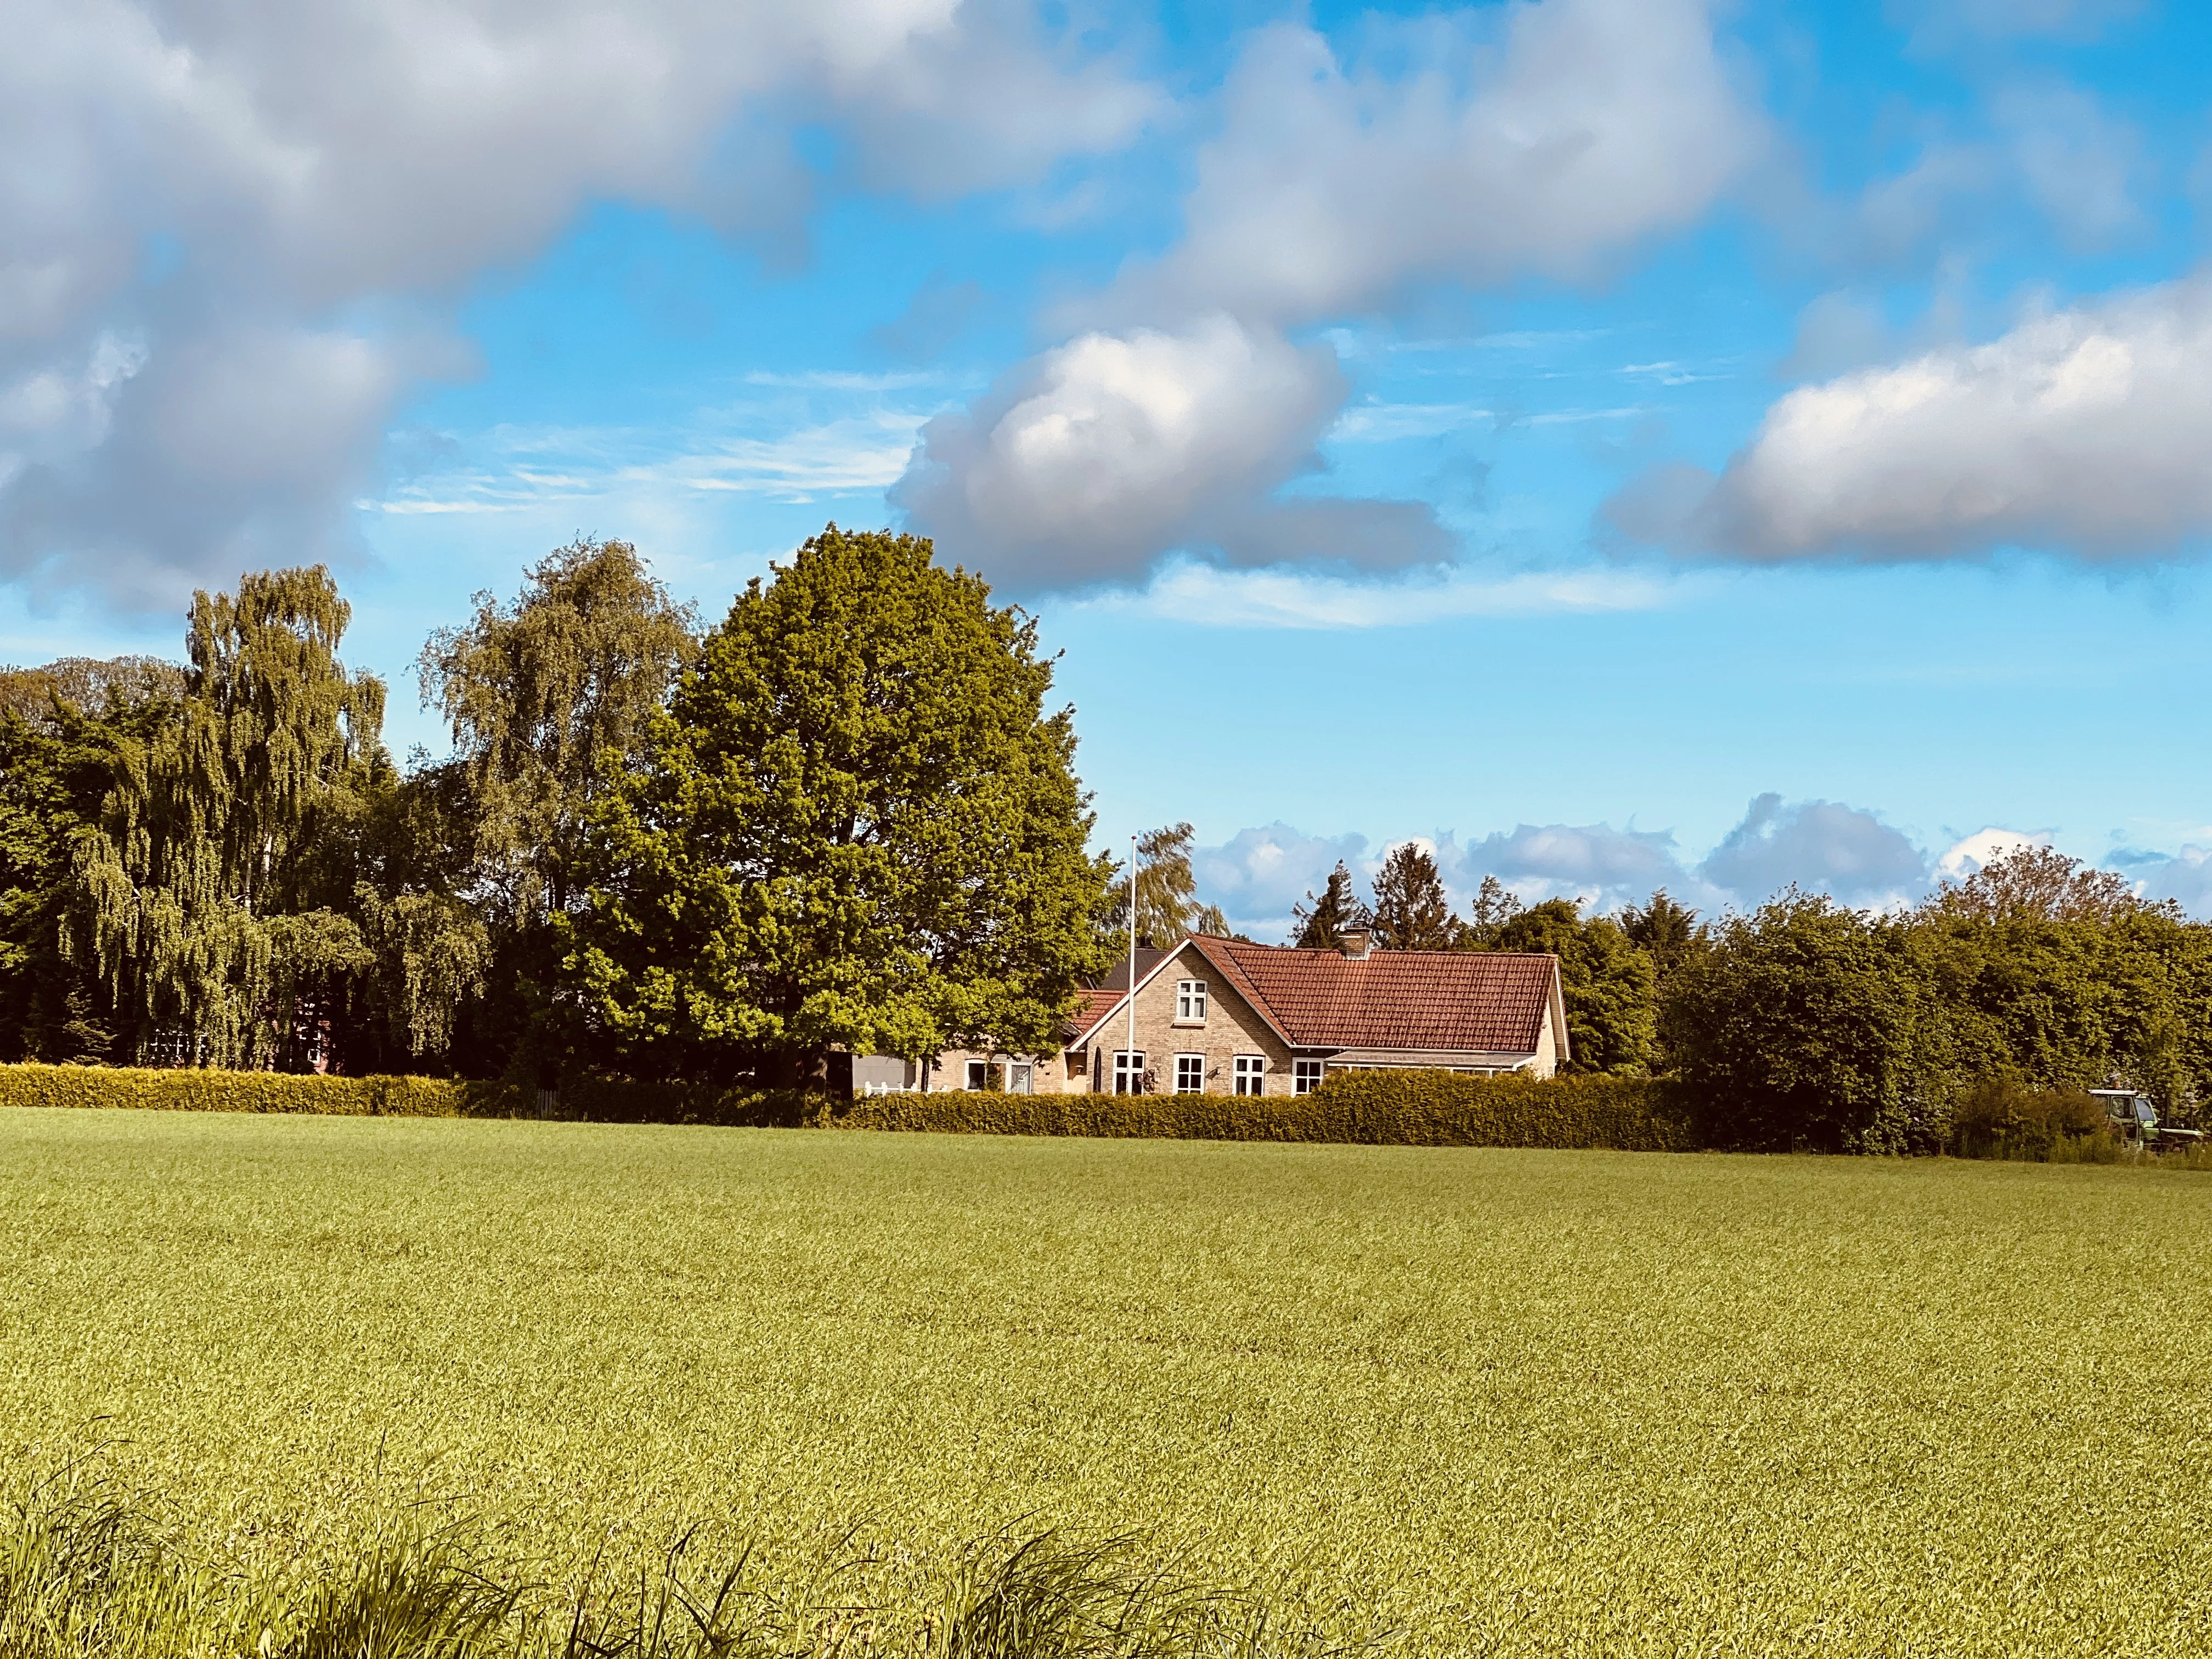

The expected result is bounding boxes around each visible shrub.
[1950,1077,2118,1163]
[833,1069,1699,1152]
[0,1062,520,1119]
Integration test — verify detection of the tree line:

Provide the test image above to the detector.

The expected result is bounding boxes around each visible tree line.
[0,528,1111,1090]
[1250,841,2212,1149]
[2,523,2205,1150]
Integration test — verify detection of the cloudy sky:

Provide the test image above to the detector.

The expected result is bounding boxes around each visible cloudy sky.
[8,0,2212,937]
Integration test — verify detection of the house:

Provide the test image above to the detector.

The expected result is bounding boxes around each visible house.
[859,929,1568,1096]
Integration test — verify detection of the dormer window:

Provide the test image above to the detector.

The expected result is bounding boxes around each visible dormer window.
[1176,979,1207,1021]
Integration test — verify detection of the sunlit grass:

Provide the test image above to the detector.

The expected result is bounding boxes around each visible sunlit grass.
[5,1109,2212,1655]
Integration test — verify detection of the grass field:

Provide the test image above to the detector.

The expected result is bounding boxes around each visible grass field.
[7,1108,2212,1655]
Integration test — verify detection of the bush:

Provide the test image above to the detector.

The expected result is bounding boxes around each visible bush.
[0,1063,1694,1152]
[833,1069,1699,1152]
[0,1062,519,1118]
[1951,1077,2118,1163]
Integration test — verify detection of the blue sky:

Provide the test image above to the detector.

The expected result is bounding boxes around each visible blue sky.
[9,0,2212,936]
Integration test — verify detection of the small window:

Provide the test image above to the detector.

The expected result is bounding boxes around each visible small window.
[1175,1053,1206,1094]
[1293,1058,1324,1095]
[1008,1062,1034,1096]
[1113,1051,1145,1094]
[1233,1055,1265,1096]
[1176,979,1207,1021]
[964,1059,991,1092]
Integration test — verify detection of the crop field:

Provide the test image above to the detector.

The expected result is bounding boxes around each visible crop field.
[6,1109,2212,1655]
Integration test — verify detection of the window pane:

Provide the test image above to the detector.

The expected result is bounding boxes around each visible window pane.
[1175,1054,1205,1093]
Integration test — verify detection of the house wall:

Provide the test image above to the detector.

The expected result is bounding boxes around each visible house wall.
[1070,954,1299,1096]
[1528,1001,1560,1079]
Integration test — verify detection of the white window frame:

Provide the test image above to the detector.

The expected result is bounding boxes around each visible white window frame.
[1113,1051,1144,1095]
[1174,1053,1206,1094]
[1007,1061,1034,1096]
[1176,979,1208,1022]
[1233,1055,1266,1096]
[964,1059,991,1092]
[1293,1058,1324,1095]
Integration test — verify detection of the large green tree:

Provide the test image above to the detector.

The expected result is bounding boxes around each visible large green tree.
[67,568,394,1066]
[1492,898,1658,1075]
[414,539,696,1077]
[0,665,179,1061]
[564,526,1114,1086]
[1662,891,1953,1152]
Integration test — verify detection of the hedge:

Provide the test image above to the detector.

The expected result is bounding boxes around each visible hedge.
[832,1069,1699,1152]
[0,1062,516,1117]
[0,1062,1698,1152]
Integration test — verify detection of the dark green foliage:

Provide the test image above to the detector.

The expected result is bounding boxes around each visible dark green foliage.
[1369,843,1455,951]
[566,526,1114,1087]
[1661,891,1951,1153]
[1950,1077,2118,1163]
[1492,899,1658,1076]
[836,1069,1694,1151]
[1289,862,1372,950]
[1620,889,1702,979]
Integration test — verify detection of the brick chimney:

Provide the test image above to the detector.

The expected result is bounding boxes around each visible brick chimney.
[1339,929,1373,960]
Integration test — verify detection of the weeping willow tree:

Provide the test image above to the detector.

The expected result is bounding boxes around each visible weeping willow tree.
[67,568,397,1067]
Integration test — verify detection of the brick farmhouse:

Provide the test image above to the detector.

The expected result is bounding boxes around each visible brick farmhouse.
[854,930,1568,1097]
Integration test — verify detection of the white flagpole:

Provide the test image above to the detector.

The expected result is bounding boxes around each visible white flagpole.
[1126,832,1138,1094]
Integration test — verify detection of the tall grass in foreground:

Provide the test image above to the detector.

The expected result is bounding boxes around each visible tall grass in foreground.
[0,1452,1347,1659]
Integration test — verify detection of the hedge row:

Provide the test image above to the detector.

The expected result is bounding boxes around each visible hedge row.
[0,1062,513,1117]
[834,1069,1698,1152]
[0,1062,1697,1152]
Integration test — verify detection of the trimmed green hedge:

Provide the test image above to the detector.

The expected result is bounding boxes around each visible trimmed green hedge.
[0,1062,517,1117]
[833,1069,1697,1152]
[0,1062,1697,1152]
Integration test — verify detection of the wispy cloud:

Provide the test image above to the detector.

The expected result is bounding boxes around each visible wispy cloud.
[1081,558,1669,629]
[741,369,953,391]
[373,405,935,515]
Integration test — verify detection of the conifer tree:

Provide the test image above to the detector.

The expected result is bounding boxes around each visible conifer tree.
[1291,861,1373,950]
[1370,842,1455,950]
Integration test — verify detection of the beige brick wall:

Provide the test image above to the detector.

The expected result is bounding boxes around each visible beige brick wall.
[1069,951,1299,1096]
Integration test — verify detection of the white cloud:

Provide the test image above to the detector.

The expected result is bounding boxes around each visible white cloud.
[1193,823,1370,940]
[0,0,1159,606]
[1082,558,1666,630]
[2135,847,2212,917]
[1098,0,1760,329]
[893,314,1448,588]
[1936,827,2050,879]
[1610,277,2212,563]
[1699,793,1928,905]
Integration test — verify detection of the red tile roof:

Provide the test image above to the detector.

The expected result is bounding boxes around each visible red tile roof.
[1185,935,1558,1054]
[1066,986,1123,1036]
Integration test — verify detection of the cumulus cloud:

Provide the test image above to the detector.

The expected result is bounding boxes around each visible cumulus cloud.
[1936,827,2050,879]
[893,315,1447,586]
[1699,793,1928,904]
[1192,823,1370,939]
[1097,0,1760,329]
[2132,847,2212,916]
[0,0,1159,606]
[1607,278,2212,563]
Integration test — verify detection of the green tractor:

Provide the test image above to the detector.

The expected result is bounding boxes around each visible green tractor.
[2090,1088,2205,1151]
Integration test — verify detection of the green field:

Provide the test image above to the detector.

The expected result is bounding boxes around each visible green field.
[7,1108,2212,1655]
